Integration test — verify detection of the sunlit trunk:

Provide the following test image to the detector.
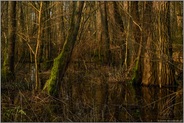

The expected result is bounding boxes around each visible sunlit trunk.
[154,2,176,87]
[141,2,153,85]
[35,2,42,91]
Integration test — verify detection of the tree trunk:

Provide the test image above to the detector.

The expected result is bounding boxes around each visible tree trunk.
[100,2,111,65]
[155,2,176,87]
[139,2,153,85]
[35,2,43,91]
[2,1,17,81]
[43,1,84,97]
[112,2,125,67]
[140,2,176,87]
[113,2,124,33]
[95,1,103,63]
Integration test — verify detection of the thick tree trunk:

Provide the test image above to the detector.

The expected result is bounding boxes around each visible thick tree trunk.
[140,2,176,87]
[155,2,176,87]
[43,2,84,97]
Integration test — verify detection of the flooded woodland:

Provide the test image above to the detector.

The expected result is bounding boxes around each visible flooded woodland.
[1,1,183,122]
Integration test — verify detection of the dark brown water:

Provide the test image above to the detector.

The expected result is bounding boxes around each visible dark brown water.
[60,81,183,122]
[1,63,183,122]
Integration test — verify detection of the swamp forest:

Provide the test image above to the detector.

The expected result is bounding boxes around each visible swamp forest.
[1,1,183,122]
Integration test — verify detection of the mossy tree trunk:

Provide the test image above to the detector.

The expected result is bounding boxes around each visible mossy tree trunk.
[43,1,84,97]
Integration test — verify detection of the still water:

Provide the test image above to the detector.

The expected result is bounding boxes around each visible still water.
[2,64,182,122]
[26,64,182,121]
[61,81,183,122]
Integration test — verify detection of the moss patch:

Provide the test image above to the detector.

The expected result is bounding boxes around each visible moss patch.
[43,54,62,96]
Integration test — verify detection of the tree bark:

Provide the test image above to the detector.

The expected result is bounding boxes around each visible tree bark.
[140,2,176,87]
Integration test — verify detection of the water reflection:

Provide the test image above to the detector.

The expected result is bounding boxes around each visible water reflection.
[62,81,183,122]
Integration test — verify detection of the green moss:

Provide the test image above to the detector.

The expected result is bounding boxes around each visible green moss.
[43,55,60,95]
[43,51,66,96]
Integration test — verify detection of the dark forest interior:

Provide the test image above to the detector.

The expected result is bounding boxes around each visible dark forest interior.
[1,1,183,122]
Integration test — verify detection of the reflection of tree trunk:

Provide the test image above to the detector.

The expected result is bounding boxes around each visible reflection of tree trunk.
[137,87,177,121]
[139,87,158,121]
[109,84,125,121]
[93,86,103,121]
[174,88,183,119]
[43,2,84,97]
[157,88,176,120]
[103,83,109,122]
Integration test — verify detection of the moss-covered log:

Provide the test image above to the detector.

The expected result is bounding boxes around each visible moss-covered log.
[43,2,84,97]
